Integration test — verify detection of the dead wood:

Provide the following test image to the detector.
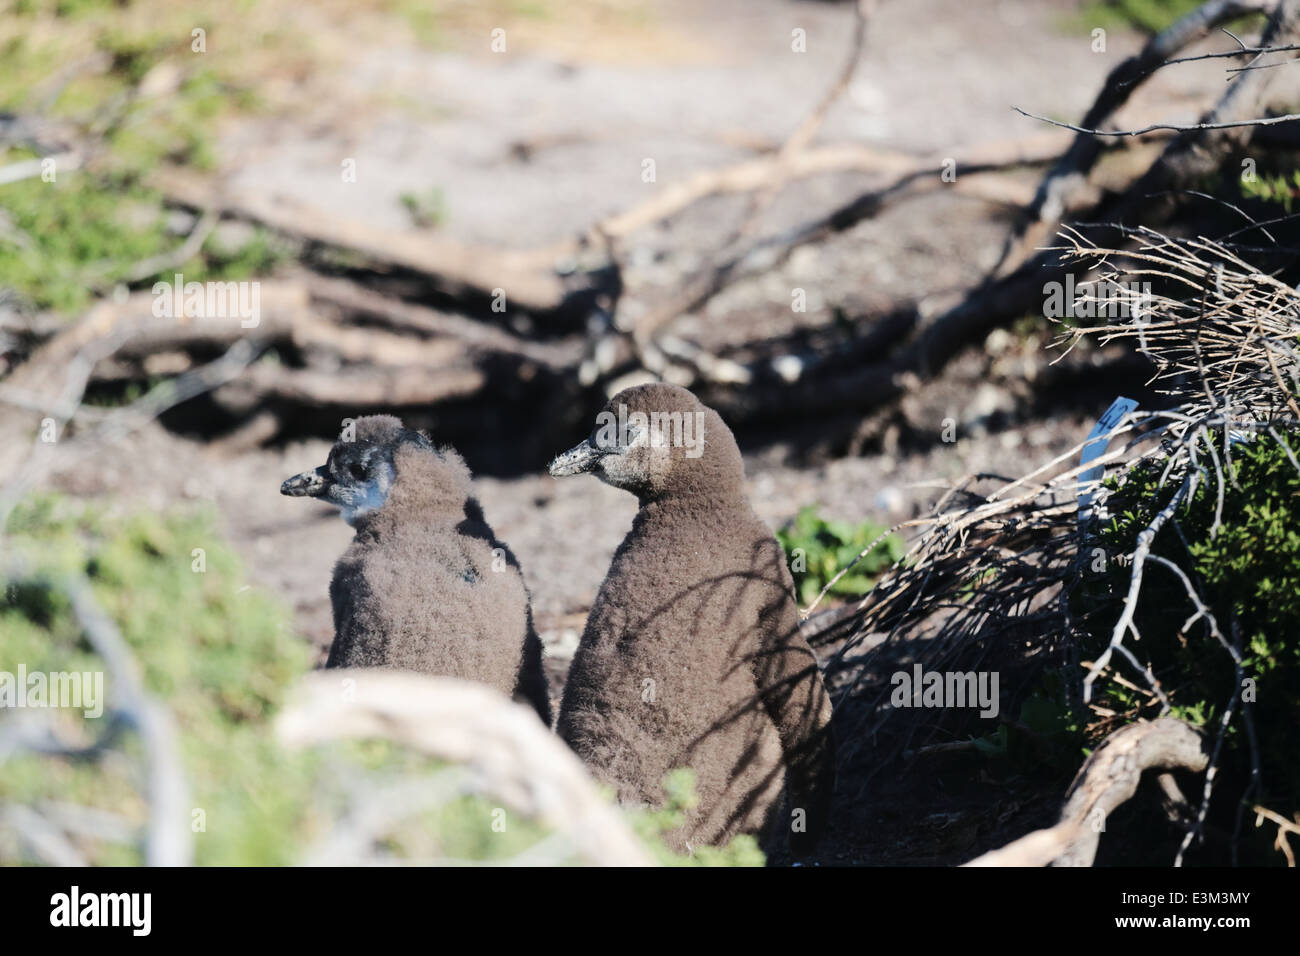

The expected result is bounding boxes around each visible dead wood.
[1110,0,1300,226]
[304,274,580,370]
[710,0,1300,424]
[626,133,1074,361]
[213,361,485,411]
[0,272,589,459]
[964,718,1209,866]
[8,1,1297,451]
[151,166,580,314]
[277,669,654,866]
[997,0,1276,277]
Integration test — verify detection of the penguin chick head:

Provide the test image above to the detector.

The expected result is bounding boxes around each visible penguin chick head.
[548,383,742,501]
[281,415,467,525]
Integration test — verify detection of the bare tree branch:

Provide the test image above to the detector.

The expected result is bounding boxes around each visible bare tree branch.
[277,670,655,866]
[964,718,1209,866]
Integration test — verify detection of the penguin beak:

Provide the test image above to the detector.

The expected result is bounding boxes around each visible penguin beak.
[281,466,330,497]
[548,439,605,477]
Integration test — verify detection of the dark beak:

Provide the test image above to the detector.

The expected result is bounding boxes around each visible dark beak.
[548,439,606,478]
[280,466,330,497]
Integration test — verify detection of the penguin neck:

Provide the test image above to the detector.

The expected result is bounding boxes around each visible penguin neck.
[350,480,467,533]
[635,483,749,522]
[632,455,748,512]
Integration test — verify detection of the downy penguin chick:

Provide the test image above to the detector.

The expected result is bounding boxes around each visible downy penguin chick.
[281,416,551,724]
[549,385,834,853]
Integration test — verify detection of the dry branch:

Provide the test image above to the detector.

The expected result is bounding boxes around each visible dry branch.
[1108,0,1300,226]
[215,361,485,410]
[276,669,654,867]
[304,275,580,370]
[749,1,1300,424]
[964,718,1208,866]
[997,0,1275,277]
[0,564,193,867]
[626,133,1072,368]
[0,271,588,463]
[1253,805,1300,865]
[0,334,258,520]
[151,167,579,313]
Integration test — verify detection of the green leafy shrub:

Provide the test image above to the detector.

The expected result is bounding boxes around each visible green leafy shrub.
[1075,428,1300,860]
[776,506,904,606]
[629,769,765,867]
[1072,0,1252,33]
[1240,170,1300,212]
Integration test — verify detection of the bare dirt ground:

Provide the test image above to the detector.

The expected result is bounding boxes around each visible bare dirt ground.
[43,0,1243,862]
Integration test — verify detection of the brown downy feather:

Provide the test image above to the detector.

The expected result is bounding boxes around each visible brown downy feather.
[553,385,834,852]
[293,416,551,723]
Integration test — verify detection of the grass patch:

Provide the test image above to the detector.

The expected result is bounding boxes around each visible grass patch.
[0,0,325,313]
[1067,0,1260,35]
[777,506,904,606]
[399,185,448,229]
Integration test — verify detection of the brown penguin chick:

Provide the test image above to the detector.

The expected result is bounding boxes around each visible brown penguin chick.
[281,415,551,724]
[548,385,834,853]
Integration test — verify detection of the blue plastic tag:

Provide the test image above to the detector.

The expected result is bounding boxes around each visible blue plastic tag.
[1078,396,1139,534]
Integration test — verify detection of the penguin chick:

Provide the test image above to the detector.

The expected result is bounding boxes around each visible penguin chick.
[548,385,834,854]
[281,415,551,724]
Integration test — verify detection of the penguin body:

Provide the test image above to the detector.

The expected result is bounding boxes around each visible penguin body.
[549,385,834,852]
[282,416,551,724]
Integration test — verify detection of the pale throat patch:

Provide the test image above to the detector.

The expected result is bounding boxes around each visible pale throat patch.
[340,461,395,525]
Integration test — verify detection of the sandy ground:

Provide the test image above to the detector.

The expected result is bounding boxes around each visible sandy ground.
[219,0,1225,248]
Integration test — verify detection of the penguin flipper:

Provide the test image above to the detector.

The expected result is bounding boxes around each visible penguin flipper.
[512,609,553,726]
[753,584,836,855]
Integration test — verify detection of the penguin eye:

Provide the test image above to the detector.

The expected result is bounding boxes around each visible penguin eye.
[349,462,368,481]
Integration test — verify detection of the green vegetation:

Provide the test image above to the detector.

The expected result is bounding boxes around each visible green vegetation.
[386,0,553,49]
[1071,0,1255,34]
[970,428,1300,863]
[1064,428,1300,860]
[0,496,551,864]
[399,185,448,229]
[390,0,444,47]
[1240,169,1300,212]
[631,769,765,866]
[2,495,313,865]
[0,1,286,312]
[0,171,285,313]
[777,506,904,606]
[1089,431,1300,737]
